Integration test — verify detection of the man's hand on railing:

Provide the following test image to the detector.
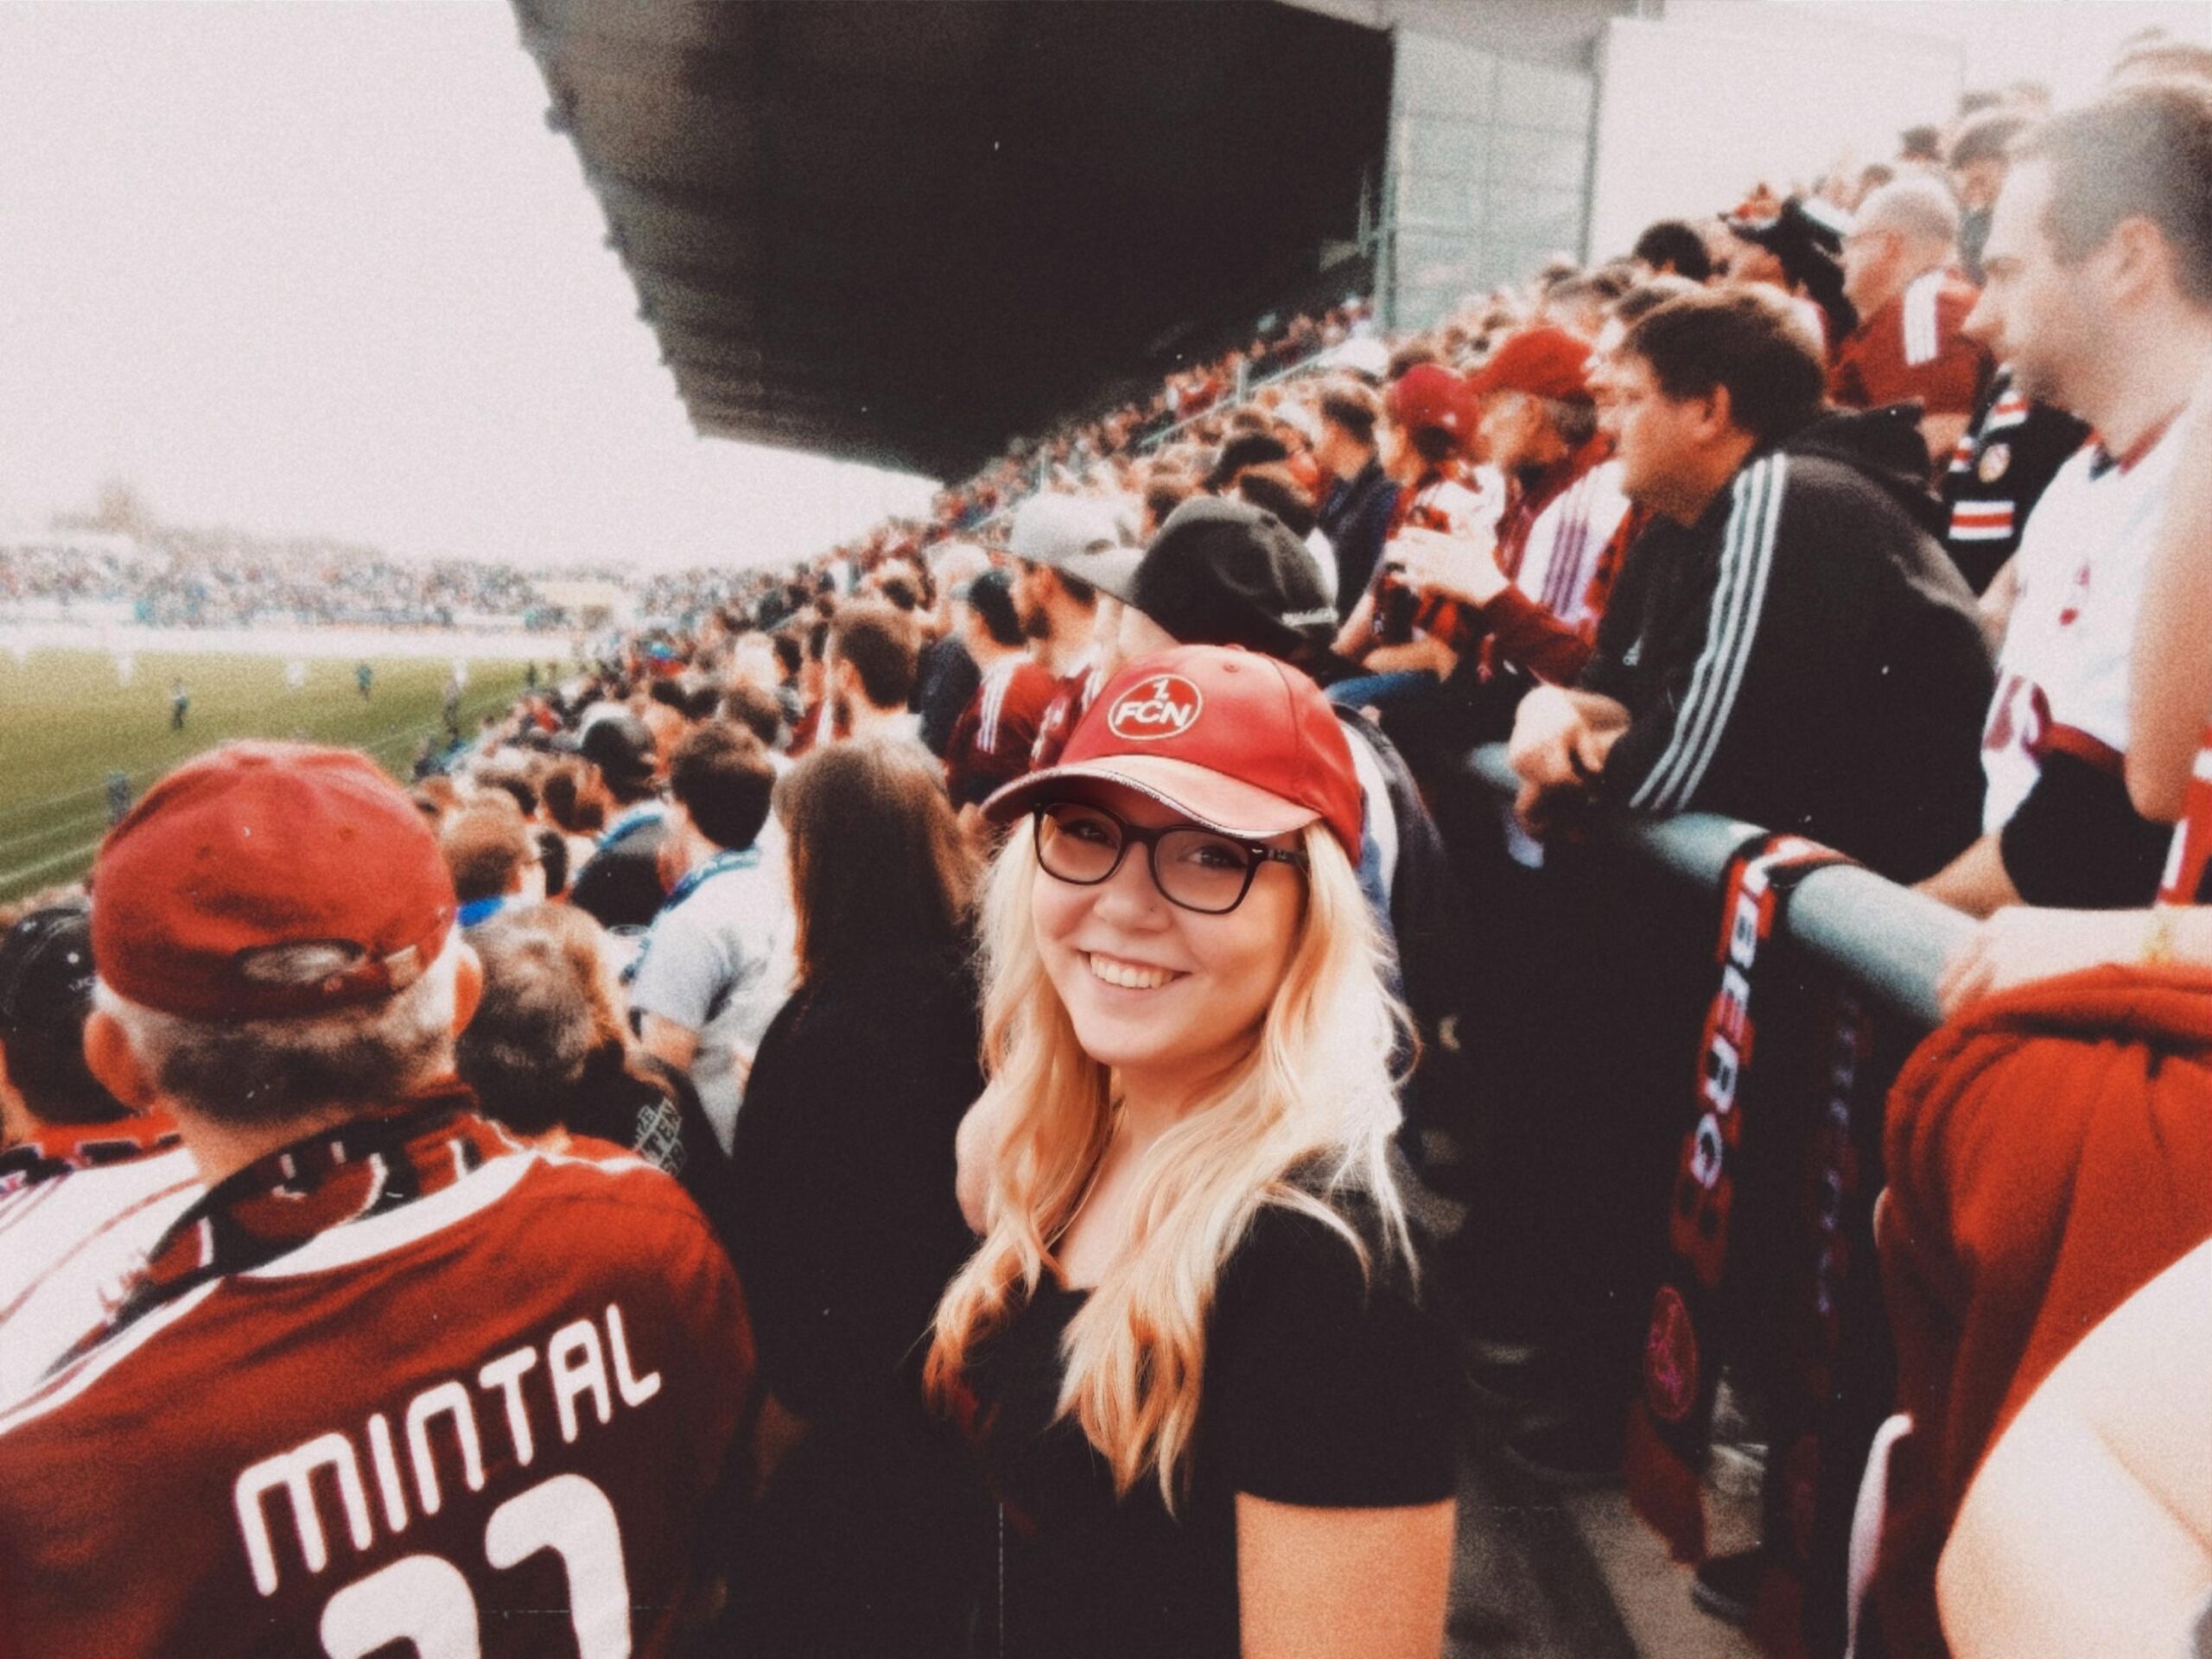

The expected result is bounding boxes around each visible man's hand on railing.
[1389,525,1511,608]
[1508,684,1630,834]
[1936,905,2212,1019]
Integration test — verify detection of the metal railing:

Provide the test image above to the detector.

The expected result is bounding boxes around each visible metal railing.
[1462,744,1972,1030]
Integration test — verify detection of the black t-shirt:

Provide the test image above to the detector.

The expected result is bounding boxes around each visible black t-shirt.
[957,1196,1459,1659]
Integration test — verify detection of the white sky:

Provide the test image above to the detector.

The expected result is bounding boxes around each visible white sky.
[0,0,940,573]
[1780,0,2210,102]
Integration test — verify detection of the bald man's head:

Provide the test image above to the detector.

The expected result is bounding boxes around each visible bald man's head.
[1843,176,1961,315]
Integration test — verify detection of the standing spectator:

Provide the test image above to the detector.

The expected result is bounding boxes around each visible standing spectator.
[1631,218,1716,283]
[439,795,542,930]
[823,601,924,747]
[1510,284,1992,882]
[1313,380,1400,620]
[728,740,986,1659]
[568,712,670,932]
[944,569,1056,823]
[1832,176,1994,469]
[0,743,752,1657]
[918,541,991,758]
[459,906,734,1247]
[628,724,792,1154]
[1008,494,1117,770]
[1920,83,2212,916]
[0,900,196,1408]
[935,645,1459,1659]
[1948,110,2033,286]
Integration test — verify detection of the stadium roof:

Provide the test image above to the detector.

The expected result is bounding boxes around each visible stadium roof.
[513,0,1393,480]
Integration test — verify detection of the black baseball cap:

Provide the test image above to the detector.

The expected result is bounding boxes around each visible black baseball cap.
[0,900,96,1045]
[1090,497,1338,662]
[579,714,657,789]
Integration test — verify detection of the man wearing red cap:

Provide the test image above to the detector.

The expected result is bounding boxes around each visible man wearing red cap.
[1392,327,1639,704]
[0,742,754,1658]
[1333,361,1504,698]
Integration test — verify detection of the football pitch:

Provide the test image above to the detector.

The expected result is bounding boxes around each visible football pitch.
[0,649,537,903]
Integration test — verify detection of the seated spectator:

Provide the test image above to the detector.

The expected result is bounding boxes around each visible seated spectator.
[918,541,991,758]
[1921,83,2212,916]
[627,724,792,1155]
[728,739,987,1659]
[1313,379,1400,620]
[1631,218,1716,284]
[439,794,542,929]
[1833,176,1993,468]
[568,711,672,932]
[1948,110,2033,286]
[823,600,923,747]
[1334,363,1504,697]
[936,645,1459,1659]
[1236,461,1338,604]
[1007,494,1119,770]
[1720,194,1855,353]
[538,757,605,879]
[1386,324,1633,721]
[944,569,1056,825]
[0,743,752,1656]
[0,899,197,1407]
[1510,284,1992,883]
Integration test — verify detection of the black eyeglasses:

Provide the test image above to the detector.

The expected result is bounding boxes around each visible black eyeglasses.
[1033,800,1307,915]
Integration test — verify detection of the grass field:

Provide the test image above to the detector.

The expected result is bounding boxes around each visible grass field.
[0,650,537,902]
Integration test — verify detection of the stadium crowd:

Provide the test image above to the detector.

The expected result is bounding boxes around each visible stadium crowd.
[0,531,561,630]
[3,37,2212,1659]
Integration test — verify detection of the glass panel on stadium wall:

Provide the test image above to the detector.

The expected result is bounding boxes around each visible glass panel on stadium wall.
[1379,29,1597,331]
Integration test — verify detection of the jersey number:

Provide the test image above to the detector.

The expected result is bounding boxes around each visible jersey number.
[1982,672,2050,759]
[318,1473,630,1658]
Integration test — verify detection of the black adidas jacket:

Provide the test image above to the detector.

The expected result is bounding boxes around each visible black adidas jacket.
[1580,406,1994,883]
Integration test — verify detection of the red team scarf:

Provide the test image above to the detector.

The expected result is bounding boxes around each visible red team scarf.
[1626,835,1848,1560]
[63,1084,510,1370]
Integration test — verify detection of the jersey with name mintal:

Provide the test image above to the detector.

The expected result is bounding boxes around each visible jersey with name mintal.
[0,1145,750,1659]
[1981,421,2182,833]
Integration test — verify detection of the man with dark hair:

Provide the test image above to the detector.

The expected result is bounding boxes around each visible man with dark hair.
[0,901,197,1406]
[1921,81,2212,917]
[1007,495,1116,769]
[1512,284,1992,881]
[0,745,752,1655]
[630,723,791,1154]
[1313,379,1398,620]
[1949,109,2034,284]
[824,601,922,747]
[944,569,1056,819]
[1631,219,1715,283]
[568,712,671,932]
[1833,176,1993,467]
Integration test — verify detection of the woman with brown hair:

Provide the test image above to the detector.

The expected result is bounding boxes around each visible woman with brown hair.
[727,735,987,1659]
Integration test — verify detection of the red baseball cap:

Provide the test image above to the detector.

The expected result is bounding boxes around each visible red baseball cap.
[1385,362,1477,444]
[1465,326,1597,403]
[982,645,1364,861]
[92,742,457,1021]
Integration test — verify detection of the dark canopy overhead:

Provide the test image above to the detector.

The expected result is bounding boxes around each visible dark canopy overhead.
[515,0,1392,479]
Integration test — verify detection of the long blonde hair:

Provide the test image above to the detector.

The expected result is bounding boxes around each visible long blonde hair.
[925,814,1411,1509]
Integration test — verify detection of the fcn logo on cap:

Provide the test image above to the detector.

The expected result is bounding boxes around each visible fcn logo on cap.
[1107,674,1203,741]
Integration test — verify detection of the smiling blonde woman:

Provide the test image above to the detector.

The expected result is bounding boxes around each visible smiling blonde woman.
[928,645,1459,1659]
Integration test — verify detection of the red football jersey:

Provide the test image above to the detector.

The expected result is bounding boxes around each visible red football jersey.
[0,1133,752,1658]
[1030,657,1109,772]
[1828,270,1989,416]
[945,655,1058,809]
